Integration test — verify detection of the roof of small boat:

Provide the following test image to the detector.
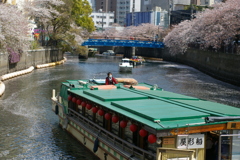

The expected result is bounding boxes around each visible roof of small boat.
[61,79,240,133]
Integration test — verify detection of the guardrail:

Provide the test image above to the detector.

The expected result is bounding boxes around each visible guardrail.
[68,108,156,160]
[82,39,164,48]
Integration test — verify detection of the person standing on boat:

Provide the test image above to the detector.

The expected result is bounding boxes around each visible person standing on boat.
[105,72,118,85]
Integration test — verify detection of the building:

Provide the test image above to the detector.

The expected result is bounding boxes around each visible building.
[116,0,141,26]
[91,11,115,29]
[126,11,169,28]
[87,0,96,11]
[141,0,169,12]
[95,0,117,22]
[200,0,222,6]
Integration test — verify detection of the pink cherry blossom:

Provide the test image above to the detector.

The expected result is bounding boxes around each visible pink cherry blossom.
[164,0,240,55]
[0,4,29,53]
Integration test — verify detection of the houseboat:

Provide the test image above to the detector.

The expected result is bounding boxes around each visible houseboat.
[119,58,133,72]
[51,78,240,160]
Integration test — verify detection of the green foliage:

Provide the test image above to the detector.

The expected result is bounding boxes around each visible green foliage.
[44,0,94,53]
[72,0,95,32]
[30,40,40,50]
[74,45,88,58]
[184,5,211,11]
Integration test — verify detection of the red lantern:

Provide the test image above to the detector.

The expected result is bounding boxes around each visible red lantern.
[72,97,77,103]
[104,113,112,120]
[139,129,148,137]
[76,99,82,105]
[86,104,92,110]
[68,95,72,101]
[120,120,127,128]
[130,124,138,132]
[148,134,157,144]
[81,101,86,107]
[98,109,104,116]
[92,107,99,113]
[112,116,119,123]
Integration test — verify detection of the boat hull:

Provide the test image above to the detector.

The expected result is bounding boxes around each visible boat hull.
[119,66,133,72]
[52,98,141,160]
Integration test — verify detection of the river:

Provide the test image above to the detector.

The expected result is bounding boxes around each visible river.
[0,54,240,160]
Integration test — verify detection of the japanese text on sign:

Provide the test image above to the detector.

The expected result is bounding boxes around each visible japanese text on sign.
[177,134,204,149]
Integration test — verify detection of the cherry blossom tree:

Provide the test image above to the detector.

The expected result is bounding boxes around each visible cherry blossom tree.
[90,23,165,41]
[22,0,93,53]
[0,4,29,54]
[121,23,164,40]
[90,27,120,39]
[164,0,240,55]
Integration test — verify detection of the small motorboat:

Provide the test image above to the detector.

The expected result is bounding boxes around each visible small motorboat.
[119,58,133,72]
[130,56,145,65]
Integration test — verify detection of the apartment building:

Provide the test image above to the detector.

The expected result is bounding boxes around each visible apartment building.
[91,11,115,29]
[116,0,141,26]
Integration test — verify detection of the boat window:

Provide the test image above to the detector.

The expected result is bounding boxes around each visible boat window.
[68,100,78,112]
[148,143,159,154]
[124,123,133,144]
[112,122,119,136]
[85,109,93,121]
[96,112,103,126]
[217,130,240,160]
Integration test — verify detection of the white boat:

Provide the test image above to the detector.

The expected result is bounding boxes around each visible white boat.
[119,58,133,72]
[102,50,115,56]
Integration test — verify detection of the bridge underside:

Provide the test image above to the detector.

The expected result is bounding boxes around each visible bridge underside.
[82,39,164,48]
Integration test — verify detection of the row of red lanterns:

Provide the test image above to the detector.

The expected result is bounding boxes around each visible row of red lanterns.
[68,95,157,144]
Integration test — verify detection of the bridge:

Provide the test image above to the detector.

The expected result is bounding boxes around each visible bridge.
[82,39,164,48]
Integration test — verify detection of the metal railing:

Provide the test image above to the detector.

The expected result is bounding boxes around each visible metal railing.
[68,108,156,160]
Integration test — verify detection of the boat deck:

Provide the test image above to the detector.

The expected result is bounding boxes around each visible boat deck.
[61,80,240,134]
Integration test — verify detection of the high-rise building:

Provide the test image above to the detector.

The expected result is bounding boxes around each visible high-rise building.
[116,0,141,26]
[126,11,169,28]
[95,0,117,22]
[141,0,169,12]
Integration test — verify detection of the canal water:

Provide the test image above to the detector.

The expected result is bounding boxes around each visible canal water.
[0,54,240,159]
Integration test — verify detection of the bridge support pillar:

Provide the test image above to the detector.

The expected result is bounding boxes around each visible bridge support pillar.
[131,47,136,56]
[124,47,135,58]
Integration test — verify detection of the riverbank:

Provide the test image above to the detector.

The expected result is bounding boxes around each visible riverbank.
[0,57,66,97]
[0,48,65,97]
[162,48,240,86]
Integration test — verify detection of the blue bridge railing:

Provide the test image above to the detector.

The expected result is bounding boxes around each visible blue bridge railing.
[82,39,164,48]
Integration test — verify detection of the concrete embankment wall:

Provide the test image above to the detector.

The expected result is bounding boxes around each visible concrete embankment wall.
[162,48,240,86]
[0,48,63,76]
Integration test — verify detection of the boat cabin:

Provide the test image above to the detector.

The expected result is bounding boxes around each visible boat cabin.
[54,79,240,160]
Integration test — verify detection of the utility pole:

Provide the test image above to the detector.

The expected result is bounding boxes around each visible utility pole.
[132,0,135,26]
[190,0,193,20]
[99,9,104,31]
[106,0,108,13]
[168,0,173,28]
[102,11,104,31]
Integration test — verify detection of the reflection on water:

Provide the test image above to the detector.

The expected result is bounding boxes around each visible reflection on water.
[0,54,239,159]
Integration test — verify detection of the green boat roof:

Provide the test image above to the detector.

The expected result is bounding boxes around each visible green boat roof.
[64,79,240,131]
